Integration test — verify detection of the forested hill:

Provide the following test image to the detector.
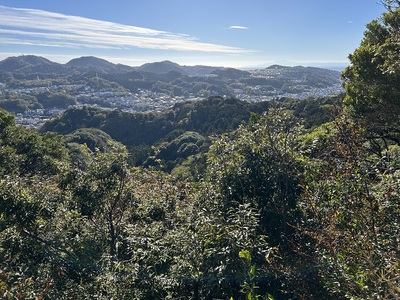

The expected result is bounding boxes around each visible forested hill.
[40,96,270,146]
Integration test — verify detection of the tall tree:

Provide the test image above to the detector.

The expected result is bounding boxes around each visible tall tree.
[204,108,330,298]
[301,114,400,299]
[342,2,400,145]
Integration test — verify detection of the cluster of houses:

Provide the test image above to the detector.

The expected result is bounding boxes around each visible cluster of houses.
[2,71,344,128]
[5,84,204,128]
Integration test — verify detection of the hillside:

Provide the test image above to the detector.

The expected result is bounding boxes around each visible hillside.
[0,55,64,74]
[66,56,133,74]
[40,96,270,146]
[265,65,342,87]
[1,88,396,299]
[210,67,251,79]
[0,55,343,93]
[136,60,187,74]
[39,95,340,170]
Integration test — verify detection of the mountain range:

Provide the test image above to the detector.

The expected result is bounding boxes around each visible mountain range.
[0,55,342,78]
[0,55,222,76]
[0,55,343,103]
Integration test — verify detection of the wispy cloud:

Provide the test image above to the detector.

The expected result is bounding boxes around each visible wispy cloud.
[228,26,249,30]
[0,5,252,53]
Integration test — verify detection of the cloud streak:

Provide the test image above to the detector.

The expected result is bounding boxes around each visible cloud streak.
[228,26,249,30]
[0,5,252,53]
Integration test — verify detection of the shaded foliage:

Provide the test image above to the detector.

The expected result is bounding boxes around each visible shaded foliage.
[301,114,400,299]
[64,128,114,152]
[41,97,270,144]
[277,95,342,128]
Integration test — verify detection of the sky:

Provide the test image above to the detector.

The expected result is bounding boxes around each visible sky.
[0,0,387,69]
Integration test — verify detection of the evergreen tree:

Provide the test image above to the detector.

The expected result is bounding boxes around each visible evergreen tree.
[342,1,400,145]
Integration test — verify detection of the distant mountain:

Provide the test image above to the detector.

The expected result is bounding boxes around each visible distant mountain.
[266,64,292,70]
[0,55,64,73]
[264,64,342,86]
[0,55,134,75]
[266,64,340,77]
[136,60,187,74]
[0,55,343,99]
[136,61,222,76]
[211,67,251,79]
[66,56,133,74]
[181,65,220,76]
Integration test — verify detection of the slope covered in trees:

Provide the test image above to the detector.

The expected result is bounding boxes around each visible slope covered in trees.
[2,91,398,298]
[40,95,339,173]
[41,97,269,140]
[0,107,327,299]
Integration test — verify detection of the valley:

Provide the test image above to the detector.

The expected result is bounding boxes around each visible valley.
[0,55,344,127]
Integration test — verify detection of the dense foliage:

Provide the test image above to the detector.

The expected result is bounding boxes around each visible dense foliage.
[2,90,398,299]
[342,2,400,144]
[40,97,269,142]
[40,95,339,172]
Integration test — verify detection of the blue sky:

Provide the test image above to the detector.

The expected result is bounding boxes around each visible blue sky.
[0,0,386,68]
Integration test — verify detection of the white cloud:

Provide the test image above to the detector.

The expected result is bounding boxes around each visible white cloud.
[228,26,249,30]
[0,5,253,53]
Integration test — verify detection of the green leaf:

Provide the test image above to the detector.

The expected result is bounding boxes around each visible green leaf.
[239,249,251,262]
[250,265,256,278]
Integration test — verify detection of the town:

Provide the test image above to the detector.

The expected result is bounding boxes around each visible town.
[0,57,345,128]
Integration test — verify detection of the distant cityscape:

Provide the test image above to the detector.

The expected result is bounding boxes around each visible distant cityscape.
[0,56,345,128]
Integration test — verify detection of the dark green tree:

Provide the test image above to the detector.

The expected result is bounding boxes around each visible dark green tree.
[202,108,329,299]
[301,114,400,299]
[342,2,400,145]
[207,108,303,246]
[61,142,132,259]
